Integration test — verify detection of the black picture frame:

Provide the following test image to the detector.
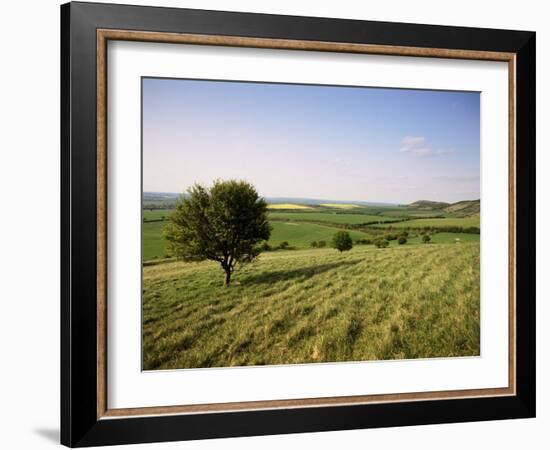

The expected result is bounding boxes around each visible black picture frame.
[61,1,536,447]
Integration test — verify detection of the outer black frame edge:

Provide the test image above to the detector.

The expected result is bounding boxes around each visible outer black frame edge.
[60,2,71,447]
[514,32,536,417]
[60,2,536,447]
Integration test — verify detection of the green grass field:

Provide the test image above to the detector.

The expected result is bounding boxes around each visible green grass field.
[370,217,480,229]
[142,209,480,260]
[143,209,173,221]
[378,210,444,218]
[269,212,395,224]
[143,220,371,259]
[269,222,368,248]
[143,243,480,369]
[319,203,360,209]
[143,220,479,260]
[377,232,479,247]
[406,232,479,245]
[143,221,168,260]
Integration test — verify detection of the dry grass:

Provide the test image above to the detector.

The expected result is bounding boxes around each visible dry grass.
[142,243,480,370]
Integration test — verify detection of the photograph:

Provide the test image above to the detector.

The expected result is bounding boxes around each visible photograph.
[141,78,481,370]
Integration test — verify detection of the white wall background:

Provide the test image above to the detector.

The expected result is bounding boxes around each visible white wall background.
[0,1,546,448]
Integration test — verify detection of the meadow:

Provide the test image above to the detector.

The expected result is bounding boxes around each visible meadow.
[143,243,480,369]
[143,209,173,221]
[269,222,367,248]
[143,216,372,260]
[143,221,167,261]
[268,212,396,225]
[142,204,480,260]
[369,217,480,229]
[142,198,480,369]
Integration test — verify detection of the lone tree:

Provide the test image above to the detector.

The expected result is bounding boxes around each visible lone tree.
[422,234,431,244]
[332,231,353,252]
[163,180,271,285]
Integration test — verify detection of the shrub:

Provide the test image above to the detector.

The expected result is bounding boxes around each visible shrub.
[398,236,407,245]
[422,235,431,243]
[464,226,481,234]
[278,241,290,249]
[355,238,372,245]
[332,231,353,252]
[317,240,327,248]
[385,234,397,241]
[375,238,389,248]
[260,242,272,251]
[310,241,318,248]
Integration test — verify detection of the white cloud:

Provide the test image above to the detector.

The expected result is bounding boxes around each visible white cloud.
[400,136,455,157]
[401,136,426,146]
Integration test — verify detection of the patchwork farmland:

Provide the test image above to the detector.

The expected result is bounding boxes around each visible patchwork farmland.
[142,199,480,261]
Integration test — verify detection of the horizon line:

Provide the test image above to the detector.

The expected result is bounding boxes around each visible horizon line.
[143,191,480,206]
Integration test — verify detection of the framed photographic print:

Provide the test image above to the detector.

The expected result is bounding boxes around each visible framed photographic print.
[61,2,536,447]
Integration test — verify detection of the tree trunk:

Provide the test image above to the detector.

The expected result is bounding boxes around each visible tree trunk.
[224,269,231,286]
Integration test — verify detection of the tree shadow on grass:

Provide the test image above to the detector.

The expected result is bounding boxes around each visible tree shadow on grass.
[241,259,362,286]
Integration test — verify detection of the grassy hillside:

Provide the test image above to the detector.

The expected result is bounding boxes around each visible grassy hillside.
[269,212,395,225]
[405,200,450,210]
[406,232,479,244]
[142,209,480,260]
[320,203,360,209]
[269,222,367,248]
[370,217,480,229]
[443,200,480,217]
[143,221,167,260]
[403,199,480,218]
[143,243,480,369]
[144,220,371,259]
[143,209,173,221]
[377,209,444,218]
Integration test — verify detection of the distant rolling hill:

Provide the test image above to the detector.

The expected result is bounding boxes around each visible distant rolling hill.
[405,200,451,210]
[405,199,480,217]
[143,192,479,217]
[442,200,480,217]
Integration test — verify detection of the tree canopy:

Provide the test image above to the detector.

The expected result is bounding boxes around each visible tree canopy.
[332,231,353,252]
[163,180,271,285]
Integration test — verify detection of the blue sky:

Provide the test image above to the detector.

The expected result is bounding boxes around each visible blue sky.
[142,78,480,203]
